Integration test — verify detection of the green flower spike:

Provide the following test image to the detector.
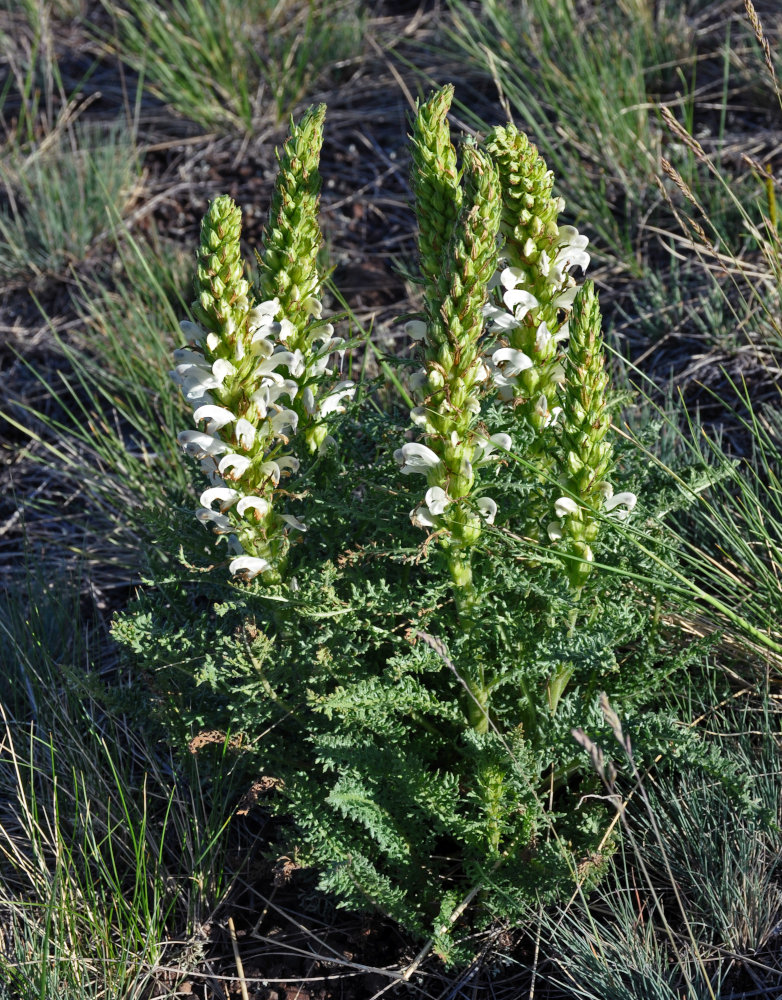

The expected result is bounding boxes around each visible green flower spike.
[257,104,327,344]
[547,280,636,591]
[409,85,462,318]
[192,194,252,339]
[256,104,355,453]
[482,124,590,436]
[172,195,306,584]
[397,145,502,616]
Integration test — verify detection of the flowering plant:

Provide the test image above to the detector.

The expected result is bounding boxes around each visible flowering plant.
[115,90,689,964]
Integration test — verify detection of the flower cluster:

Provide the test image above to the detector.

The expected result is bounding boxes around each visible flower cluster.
[172,259,307,582]
[254,103,355,451]
[401,89,502,610]
[170,106,357,584]
[482,124,590,435]
[547,280,637,590]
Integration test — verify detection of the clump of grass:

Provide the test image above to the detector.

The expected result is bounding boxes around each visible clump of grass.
[545,690,782,1000]
[1,233,195,590]
[446,0,696,264]
[0,576,243,998]
[0,121,141,285]
[96,0,365,133]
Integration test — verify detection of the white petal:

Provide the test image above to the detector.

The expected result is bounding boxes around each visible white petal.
[318,381,355,416]
[218,453,252,479]
[604,491,637,517]
[199,486,240,510]
[195,508,232,532]
[302,295,323,319]
[500,266,525,290]
[192,404,235,431]
[553,286,579,310]
[229,555,271,579]
[234,418,256,450]
[556,225,589,250]
[491,347,533,376]
[555,247,590,273]
[554,496,580,519]
[237,496,270,519]
[277,317,296,342]
[596,481,614,500]
[410,407,430,428]
[504,288,539,319]
[534,322,553,353]
[302,387,316,415]
[179,320,206,341]
[173,347,206,366]
[259,461,280,485]
[410,503,436,528]
[425,486,451,516]
[394,442,442,474]
[270,407,298,436]
[249,332,275,359]
[212,358,236,384]
[489,432,512,452]
[547,520,564,541]
[280,514,307,532]
[477,496,497,524]
[277,455,300,475]
[484,304,520,332]
[178,430,229,458]
[405,319,427,341]
[409,368,428,392]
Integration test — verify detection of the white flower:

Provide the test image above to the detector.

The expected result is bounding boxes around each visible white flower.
[477,496,497,524]
[280,514,307,532]
[269,407,298,439]
[484,267,540,333]
[178,430,229,459]
[192,404,235,432]
[472,433,512,467]
[410,503,436,528]
[234,418,256,450]
[394,442,442,475]
[554,496,580,519]
[229,555,271,580]
[218,453,252,480]
[199,486,240,510]
[409,368,428,395]
[410,486,451,528]
[258,456,299,486]
[317,381,355,417]
[547,520,564,541]
[172,346,207,366]
[178,319,206,342]
[212,358,237,384]
[237,496,270,519]
[534,394,562,427]
[604,491,637,520]
[425,486,451,515]
[486,346,533,390]
[195,508,233,533]
[405,319,427,341]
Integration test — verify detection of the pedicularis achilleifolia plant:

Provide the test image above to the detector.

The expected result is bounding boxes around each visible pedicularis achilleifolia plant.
[116,88,702,963]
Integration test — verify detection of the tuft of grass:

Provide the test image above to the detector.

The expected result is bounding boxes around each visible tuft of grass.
[0,121,141,285]
[445,0,696,266]
[0,232,195,590]
[96,0,365,133]
[544,692,782,1000]
[0,576,243,998]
